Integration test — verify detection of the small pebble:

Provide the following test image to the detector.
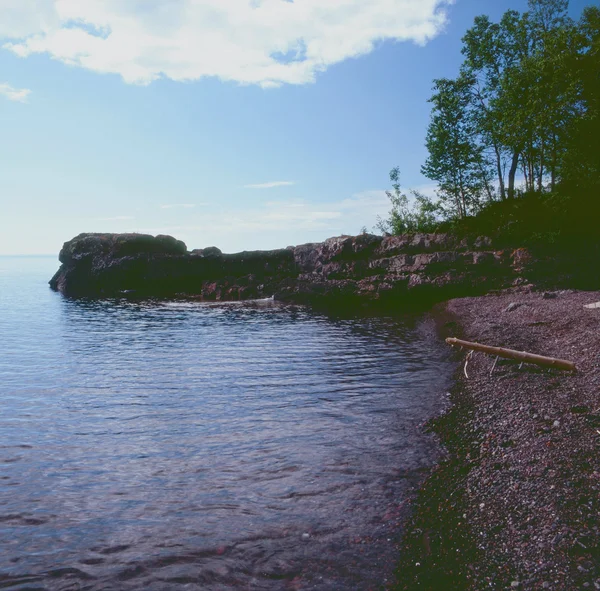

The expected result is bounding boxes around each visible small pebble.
[511,582,520,588]
[553,420,560,428]
[302,533,310,540]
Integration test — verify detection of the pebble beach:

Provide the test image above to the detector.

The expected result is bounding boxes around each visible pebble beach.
[395,289,600,590]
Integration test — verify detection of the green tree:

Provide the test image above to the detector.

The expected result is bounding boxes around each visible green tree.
[497,0,581,192]
[561,5,600,190]
[376,167,439,234]
[461,8,532,198]
[421,77,493,218]
[460,0,589,195]
[379,0,599,238]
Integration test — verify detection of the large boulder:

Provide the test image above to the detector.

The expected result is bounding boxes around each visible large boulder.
[50,233,188,296]
[58,233,187,264]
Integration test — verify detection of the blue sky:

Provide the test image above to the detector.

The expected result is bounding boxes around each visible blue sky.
[0,0,591,255]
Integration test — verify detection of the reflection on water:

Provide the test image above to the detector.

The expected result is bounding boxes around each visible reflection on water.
[0,257,453,590]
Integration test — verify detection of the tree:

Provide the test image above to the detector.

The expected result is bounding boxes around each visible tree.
[497,0,581,192]
[376,167,439,235]
[460,0,588,195]
[561,5,600,191]
[421,77,493,218]
[378,0,599,238]
[461,9,532,198]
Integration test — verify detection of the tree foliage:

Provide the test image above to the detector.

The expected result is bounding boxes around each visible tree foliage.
[376,167,439,234]
[422,76,493,218]
[379,0,600,236]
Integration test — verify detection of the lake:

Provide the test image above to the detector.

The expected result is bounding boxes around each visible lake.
[0,256,453,590]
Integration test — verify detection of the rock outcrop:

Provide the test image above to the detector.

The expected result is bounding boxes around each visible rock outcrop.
[49,232,523,306]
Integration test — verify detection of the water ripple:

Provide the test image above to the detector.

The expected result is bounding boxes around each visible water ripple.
[0,257,453,590]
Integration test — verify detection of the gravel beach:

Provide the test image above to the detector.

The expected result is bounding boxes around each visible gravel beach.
[395,289,600,590]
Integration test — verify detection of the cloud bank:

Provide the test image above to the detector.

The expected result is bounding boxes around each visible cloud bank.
[1,0,452,87]
[0,83,31,102]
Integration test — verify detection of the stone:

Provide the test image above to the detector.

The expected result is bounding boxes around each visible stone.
[48,231,519,305]
[190,246,222,257]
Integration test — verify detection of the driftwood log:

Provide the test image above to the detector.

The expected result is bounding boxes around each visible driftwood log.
[446,337,576,372]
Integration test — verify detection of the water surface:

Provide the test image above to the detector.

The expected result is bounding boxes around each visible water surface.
[0,257,452,590]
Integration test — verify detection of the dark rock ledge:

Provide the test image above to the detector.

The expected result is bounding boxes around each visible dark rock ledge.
[49,232,524,306]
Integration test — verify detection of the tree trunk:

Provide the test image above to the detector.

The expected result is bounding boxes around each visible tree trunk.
[551,135,557,191]
[494,145,506,200]
[446,337,576,371]
[478,160,494,202]
[529,156,534,192]
[508,150,519,198]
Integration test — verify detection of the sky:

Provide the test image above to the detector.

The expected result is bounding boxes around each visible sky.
[0,0,592,255]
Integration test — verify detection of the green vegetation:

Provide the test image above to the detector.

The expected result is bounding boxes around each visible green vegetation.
[375,167,439,234]
[379,0,600,246]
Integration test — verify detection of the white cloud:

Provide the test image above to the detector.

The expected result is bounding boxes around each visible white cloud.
[160,203,197,209]
[0,82,31,102]
[0,0,453,87]
[97,215,134,221]
[244,181,296,189]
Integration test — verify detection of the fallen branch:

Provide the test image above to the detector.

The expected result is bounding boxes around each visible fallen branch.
[490,355,499,376]
[464,350,473,379]
[445,337,576,372]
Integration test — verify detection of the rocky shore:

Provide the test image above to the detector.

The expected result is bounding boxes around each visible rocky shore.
[395,289,600,590]
[49,232,600,590]
[49,232,523,306]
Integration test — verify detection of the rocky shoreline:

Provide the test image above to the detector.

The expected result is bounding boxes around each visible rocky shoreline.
[395,289,600,590]
[48,232,520,306]
[49,232,600,590]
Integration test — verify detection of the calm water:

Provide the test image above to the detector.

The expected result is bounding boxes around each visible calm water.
[0,256,452,590]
